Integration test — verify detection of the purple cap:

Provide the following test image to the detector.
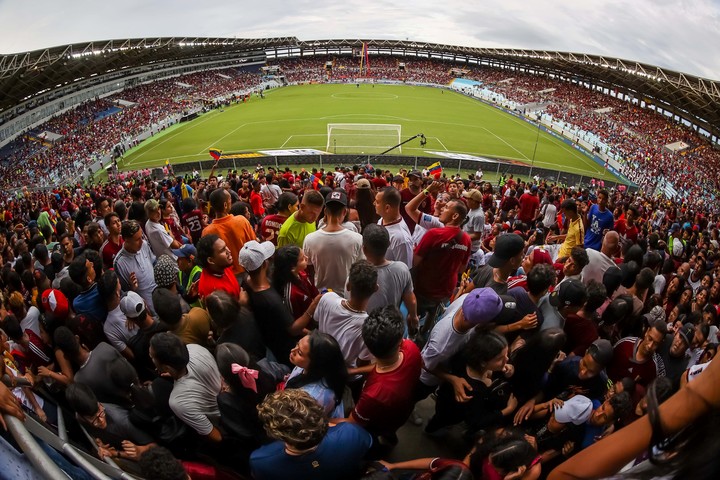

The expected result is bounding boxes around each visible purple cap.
[462,288,504,325]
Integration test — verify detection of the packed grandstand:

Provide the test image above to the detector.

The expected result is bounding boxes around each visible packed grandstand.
[2,47,719,204]
[0,38,719,480]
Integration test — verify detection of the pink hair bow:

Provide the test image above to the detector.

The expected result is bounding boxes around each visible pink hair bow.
[231,363,259,393]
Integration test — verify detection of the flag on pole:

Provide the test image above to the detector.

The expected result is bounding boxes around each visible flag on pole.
[428,161,443,178]
[209,148,222,161]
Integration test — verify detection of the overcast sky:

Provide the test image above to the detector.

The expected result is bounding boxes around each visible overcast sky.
[1,0,718,80]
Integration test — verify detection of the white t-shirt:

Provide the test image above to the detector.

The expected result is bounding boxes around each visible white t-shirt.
[261,183,282,206]
[379,218,414,269]
[316,293,371,369]
[420,294,474,386]
[464,207,485,253]
[303,229,364,297]
[169,344,222,436]
[366,261,413,313]
[581,249,617,285]
[21,306,42,338]
[103,305,139,353]
[541,203,558,228]
[411,213,444,248]
[145,220,175,259]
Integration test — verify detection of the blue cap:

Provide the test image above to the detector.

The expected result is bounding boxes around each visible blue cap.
[172,244,197,258]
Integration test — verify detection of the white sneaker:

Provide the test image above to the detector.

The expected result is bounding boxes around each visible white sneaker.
[410,409,423,426]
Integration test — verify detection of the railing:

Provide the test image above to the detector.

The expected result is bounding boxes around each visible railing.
[2,407,140,480]
[3,414,67,479]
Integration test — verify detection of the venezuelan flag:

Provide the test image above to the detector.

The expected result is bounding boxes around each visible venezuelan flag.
[209,148,222,161]
[428,161,443,178]
[312,175,324,190]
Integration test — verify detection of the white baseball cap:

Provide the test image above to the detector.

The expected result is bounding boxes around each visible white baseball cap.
[238,240,275,272]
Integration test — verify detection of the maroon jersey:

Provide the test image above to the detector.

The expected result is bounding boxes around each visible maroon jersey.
[182,209,204,243]
[259,214,288,246]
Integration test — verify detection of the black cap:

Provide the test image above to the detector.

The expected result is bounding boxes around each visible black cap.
[588,339,613,366]
[549,279,588,308]
[488,233,525,268]
[407,169,422,178]
[678,323,695,346]
[325,190,348,206]
[392,175,404,183]
[491,295,523,326]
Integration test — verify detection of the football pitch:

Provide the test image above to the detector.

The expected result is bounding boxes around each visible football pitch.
[119,84,619,181]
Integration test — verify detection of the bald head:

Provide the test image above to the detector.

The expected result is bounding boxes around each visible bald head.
[601,231,620,257]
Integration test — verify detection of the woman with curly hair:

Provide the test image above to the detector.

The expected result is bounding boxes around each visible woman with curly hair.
[250,389,372,480]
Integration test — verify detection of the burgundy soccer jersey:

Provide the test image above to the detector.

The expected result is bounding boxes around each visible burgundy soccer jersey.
[351,340,422,436]
[182,209,204,243]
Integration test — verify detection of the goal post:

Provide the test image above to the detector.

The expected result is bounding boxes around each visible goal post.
[326,123,402,154]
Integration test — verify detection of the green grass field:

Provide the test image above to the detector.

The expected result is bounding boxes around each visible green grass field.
[119,84,618,181]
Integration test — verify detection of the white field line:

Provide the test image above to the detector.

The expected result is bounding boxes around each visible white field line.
[125,110,221,167]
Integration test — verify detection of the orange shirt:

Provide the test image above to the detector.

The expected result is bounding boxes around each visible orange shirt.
[202,214,256,274]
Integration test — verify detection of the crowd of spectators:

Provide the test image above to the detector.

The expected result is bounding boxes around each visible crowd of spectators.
[0,68,264,192]
[0,162,719,479]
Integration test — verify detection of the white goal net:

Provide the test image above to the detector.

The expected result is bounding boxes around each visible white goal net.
[326,123,402,154]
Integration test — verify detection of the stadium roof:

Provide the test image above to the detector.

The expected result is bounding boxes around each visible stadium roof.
[1,37,719,135]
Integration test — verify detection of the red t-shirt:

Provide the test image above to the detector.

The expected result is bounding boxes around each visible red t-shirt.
[351,340,422,436]
[518,193,540,223]
[563,314,599,357]
[259,214,288,245]
[198,268,240,300]
[413,226,471,300]
[400,188,432,234]
[607,337,663,386]
[182,209,204,243]
[250,191,265,217]
[288,271,319,319]
[614,219,638,242]
[100,237,123,269]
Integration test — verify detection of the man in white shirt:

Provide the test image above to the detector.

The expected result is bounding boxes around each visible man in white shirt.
[304,190,364,297]
[144,199,181,259]
[581,231,620,285]
[260,175,282,209]
[461,189,485,266]
[316,260,377,376]
[374,187,413,268]
[150,333,222,442]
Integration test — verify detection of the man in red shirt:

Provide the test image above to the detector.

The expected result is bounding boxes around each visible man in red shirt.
[335,305,421,443]
[614,205,639,243]
[196,234,241,300]
[518,185,540,224]
[413,199,472,331]
[100,212,124,269]
[259,192,297,246]
[607,319,667,386]
[371,169,387,190]
[249,180,265,221]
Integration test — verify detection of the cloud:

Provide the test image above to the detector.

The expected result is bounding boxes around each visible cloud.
[0,0,718,79]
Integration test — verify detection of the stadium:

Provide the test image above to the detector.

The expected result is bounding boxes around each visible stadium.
[0,19,720,480]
